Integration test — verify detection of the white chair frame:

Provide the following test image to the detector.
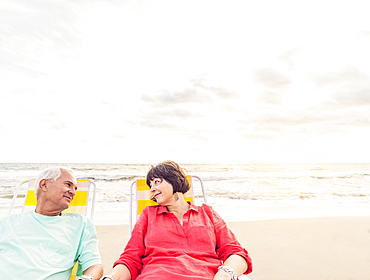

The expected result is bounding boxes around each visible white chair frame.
[7,178,97,221]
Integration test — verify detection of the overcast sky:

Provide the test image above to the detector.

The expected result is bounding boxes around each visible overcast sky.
[1,0,369,164]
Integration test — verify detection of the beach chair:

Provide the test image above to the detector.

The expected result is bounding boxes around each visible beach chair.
[7,178,97,280]
[129,175,207,232]
[129,176,252,280]
[8,178,97,220]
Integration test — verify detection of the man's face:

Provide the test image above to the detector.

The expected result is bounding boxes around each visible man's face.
[43,170,78,211]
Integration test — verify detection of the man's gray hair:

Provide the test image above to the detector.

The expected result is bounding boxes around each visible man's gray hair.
[35,167,74,198]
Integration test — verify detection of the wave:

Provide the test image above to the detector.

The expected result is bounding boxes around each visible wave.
[332,192,368,197]
[1,163,369,207]
[79,175,140,182]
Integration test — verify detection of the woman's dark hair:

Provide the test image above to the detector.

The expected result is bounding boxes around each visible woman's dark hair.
[146,160,190,194]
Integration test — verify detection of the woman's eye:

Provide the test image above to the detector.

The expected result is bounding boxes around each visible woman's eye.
[150,178,162,188]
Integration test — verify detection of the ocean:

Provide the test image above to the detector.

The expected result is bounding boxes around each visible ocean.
[0,162,369,224]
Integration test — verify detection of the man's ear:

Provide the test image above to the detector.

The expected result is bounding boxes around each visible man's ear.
[39,179,48,192]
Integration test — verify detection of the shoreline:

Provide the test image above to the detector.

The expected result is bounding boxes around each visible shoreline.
[97,215,370,280]
[3,201,369,225]
[92,201,370,225]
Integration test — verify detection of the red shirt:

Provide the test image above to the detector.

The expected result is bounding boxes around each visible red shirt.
[114,202,252,280]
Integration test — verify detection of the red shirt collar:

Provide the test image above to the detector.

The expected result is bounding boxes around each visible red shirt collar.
[157,201,199,214]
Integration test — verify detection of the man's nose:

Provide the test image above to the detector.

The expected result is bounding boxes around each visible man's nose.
[69,188,76,196]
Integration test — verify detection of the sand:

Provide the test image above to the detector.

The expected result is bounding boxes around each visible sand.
[96,216,370,280]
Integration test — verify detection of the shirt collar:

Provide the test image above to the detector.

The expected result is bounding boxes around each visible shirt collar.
[157,201,199,214]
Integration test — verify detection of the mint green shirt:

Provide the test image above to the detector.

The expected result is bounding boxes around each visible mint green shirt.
[0,211,101,279]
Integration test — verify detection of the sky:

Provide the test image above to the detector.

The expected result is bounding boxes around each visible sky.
[1,0,370,164]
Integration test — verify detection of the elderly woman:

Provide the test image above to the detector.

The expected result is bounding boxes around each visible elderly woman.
[102,161,252,280]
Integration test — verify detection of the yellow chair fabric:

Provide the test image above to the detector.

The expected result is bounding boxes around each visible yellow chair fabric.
[22,179,92,217]
[136,175,194,217]
[129,175,205,232]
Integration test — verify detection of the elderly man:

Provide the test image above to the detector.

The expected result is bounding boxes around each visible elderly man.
[0,167,103,280]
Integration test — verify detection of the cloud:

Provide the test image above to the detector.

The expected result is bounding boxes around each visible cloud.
[253,68,291,89]
[142,75,240,106]
[310,67,370,107]
[188,76,240,99]
[139,68,370,143]
[313,67,368,87]
[0,1,84,75]
[259,90,283,105]
[138,108,202,129]
[333,87,370,106]
[209,86,239,99]
[254,110,334,127]
[136,76,244,142]
[142,88,209,105]
[356,30,370,40]
[50,122,69,130]
[1,0,370,164]
[112,133,127,139]
[235,90,370,140]
[278,47,303,68]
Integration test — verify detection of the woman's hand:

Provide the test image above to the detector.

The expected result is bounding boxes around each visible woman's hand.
[104,264,131,280]
[214,254,248,280]
[213,269,233,280]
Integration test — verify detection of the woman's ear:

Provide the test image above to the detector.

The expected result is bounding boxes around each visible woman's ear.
[174,192,179,201]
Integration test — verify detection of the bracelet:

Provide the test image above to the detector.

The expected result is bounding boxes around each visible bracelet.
[218,265,237,280]
[78,276,93,280]
[100,276,117,280]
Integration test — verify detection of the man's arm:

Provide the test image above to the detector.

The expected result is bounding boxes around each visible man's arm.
[77,217,103,280]
[83,264,103,280]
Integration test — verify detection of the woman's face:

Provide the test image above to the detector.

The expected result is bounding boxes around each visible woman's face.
[149,178,174,205]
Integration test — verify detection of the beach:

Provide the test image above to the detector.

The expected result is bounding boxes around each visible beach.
[1,163,370,279]
[96,215,370,280]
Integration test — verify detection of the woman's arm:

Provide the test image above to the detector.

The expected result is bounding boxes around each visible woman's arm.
[213,254,248,280]
[105,208,151,280]
[203,204,252,275]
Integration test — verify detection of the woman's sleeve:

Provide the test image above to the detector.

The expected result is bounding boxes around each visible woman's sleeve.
[113,207,149,280]
[205,204,253,274]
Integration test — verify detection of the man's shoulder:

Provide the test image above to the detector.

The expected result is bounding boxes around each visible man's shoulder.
[0,212,30,222]
[0,212,32,234]
[62,212,83,218]
[62,213,95,228]
[62,212,89,222]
